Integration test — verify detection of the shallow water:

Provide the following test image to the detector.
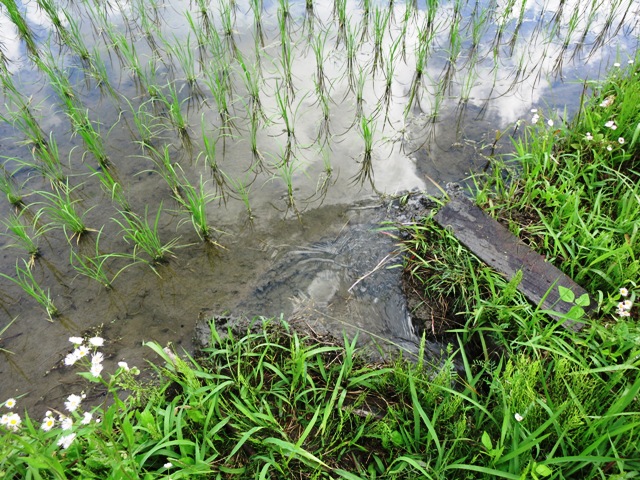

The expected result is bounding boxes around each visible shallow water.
[0,0,638,413]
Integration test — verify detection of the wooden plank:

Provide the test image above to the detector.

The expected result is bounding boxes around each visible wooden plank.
[434,192,588,331]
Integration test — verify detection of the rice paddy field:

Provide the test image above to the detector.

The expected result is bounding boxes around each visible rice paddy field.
[0,0,638,412]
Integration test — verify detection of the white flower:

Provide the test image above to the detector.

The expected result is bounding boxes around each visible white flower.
[90,362,103,378]
[604,120,617,130]
[76,345,90,358]
[514,413,524,422]
[4,398,16,409]
[117,361,130,371]
[628,60,634,65]
[531,114,540,123]
[607,145,613,151]
[164,461,173,469]
[623,300,633,310]
[618,137,625,144]
[585,132,593,141]
[64,351,79,366]
[65,394,83,412]
[0,414,8,425]
[45,410,52,417]
[6,413,21,431]
[81,412,93,425]
[60,416,73,431]
[57,433,76,449]
[69,336,83,345]
[620,287,629,297]
[91,352,104,364]
[613,62,621,67]
[617,308,631,317]
[89,337,104,347]
[530,108,538,113]
[547,119,554,127]
[41,416,56,431]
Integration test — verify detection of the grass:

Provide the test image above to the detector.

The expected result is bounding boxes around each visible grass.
[0,259,58,320]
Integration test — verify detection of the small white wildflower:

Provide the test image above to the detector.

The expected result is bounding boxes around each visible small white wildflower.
[69,336,83,345]
[60,416,73,431]
[0,414,8,425]
[57,433,76,449]
[117,361,130,371]
[91,352,104,364]
[41,416,56,431]
[81,412,93,425]
[4,398,16,409]
[88,337,104,347]
[604,120,617,130]
[163,347,178,364]
[547,119,554,127]
[514,413,524,422]
[585,132,593,141]
[6,413,21,431]
[531,114,540,123]
[623,300,633,310]
[65,394,83,413]
[617,308,631,317]
[76,345,89,358]
[164,461,173,469]
[64,351,79,366]
[620,287,629,297]
[618,137,625,144]
[90,362,103,378]
[607,145,613,151]
[628,60,634,65]
[530,108,538,113]
[613,62,621,67]
[45,410,52,417]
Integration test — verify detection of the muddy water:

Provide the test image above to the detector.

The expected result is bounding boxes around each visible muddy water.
[0,0,638,413]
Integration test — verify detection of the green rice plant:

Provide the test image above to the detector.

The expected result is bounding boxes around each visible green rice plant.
[34,181,92,242]
[0,167,24,207]
[249,0,265,47]
[66,106,110,168]
[1,211,47,265]
[218,0,237,55]
[87,164,130,211]
[176,174,220,243]
[0,95,48,152]
[202,60,235,133]
[1,0,38,55]
[277,0,292,40]
[222,172,254,220]
[235,50,266,123]
[121,96,160,152]
[404,35,430,117]
[31,133,66,185]
[343,18,360,90]
[371,6,390,74]
[166,33,202,95]
[145,144,182,200]
[198,116,229,192]
[110,30,143,83]
[352,114,375,186]
[113,203,180,265]
[69,229,136,289]
[270,150,298,209]
[85,46,118,100]
[0,259,58,320]
[310,29,328,95]
[156,81,191,144]
[59,9,91,63]
[193,0,214,33]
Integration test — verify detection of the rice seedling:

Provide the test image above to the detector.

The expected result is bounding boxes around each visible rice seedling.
[270,150,298,209]
[249,0,265,48]
[1,0,38,56]
[198,117,229,193]
[310,29,329,96]
[176,174,220,243]
[222,172,254,220]
[352,114,375,186]
[69,229,136,289]
[85,46,118,100]
[343,18,360,90]
[0,93,48,152]
[371,7,390,74]
[166,33,203,96]
[219,0,237,55]
[202,60,235,133]
[66,106,110,168]
[110,30,144,83]
[34,0,64,32]
[404,35,430,117]
[278,32,295,98]
[0,167,24,207]
[314,81,331,146]
[30,133,66,185]
[273,80,297,140]
[193,0,214,34]
[235,50,266,123]
[0,260,58,320]
[34,181,93,243]
[59,9,91,63]
[113,203,180,265]
[145,144,183,200]
[87,164,130,211]
[277,0,293,41]
[156,81,191,146]
[1,211,46,265]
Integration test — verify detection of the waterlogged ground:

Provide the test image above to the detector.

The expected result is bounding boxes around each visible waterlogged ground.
[0,0,638,412]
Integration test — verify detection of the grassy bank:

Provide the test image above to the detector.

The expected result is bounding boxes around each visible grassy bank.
[2,58,640,480]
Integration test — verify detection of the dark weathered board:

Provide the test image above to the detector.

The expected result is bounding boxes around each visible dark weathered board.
[434,193,588,331]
